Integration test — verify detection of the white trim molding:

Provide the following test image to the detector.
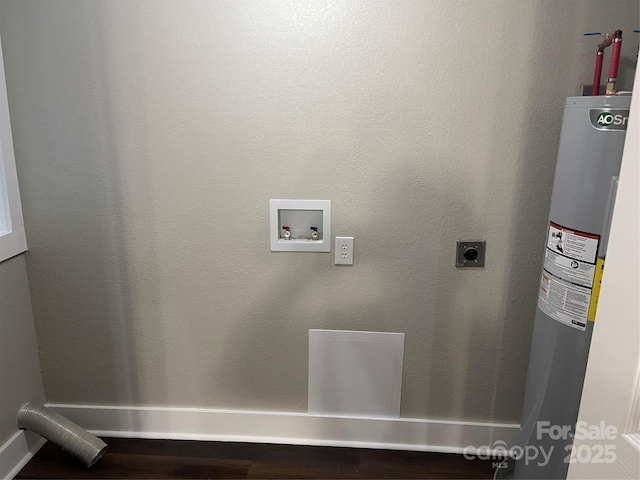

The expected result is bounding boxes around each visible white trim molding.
[0,431,45,480]
[47,403,518,455]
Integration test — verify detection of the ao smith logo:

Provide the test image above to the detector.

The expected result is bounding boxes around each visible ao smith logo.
[596,112,626,126]
[589,109,630,131]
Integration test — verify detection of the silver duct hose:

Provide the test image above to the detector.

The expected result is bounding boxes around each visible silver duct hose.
[17,403,107,468]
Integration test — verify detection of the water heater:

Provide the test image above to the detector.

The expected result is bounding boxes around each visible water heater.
[513,94,630,479]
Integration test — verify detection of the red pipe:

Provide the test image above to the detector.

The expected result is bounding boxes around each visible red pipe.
[591,30,623,96]
[597,35,616,51]
[592,51,604,96]
[606,38,622,95]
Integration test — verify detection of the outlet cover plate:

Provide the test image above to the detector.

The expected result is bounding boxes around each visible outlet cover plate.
[335,236,354,265]
[456,241,486,267]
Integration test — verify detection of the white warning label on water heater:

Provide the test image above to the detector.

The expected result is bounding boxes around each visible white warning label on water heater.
[543,250,596,288]
[546,222,598,263]
[538,271,591,331]
[538,222,600,331]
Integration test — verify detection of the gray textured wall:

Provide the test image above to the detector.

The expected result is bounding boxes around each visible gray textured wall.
[1,0,637,423]
[0,255,45,445]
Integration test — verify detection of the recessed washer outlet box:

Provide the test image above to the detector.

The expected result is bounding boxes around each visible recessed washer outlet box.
[456,241,486,267]
[270,199,331,252]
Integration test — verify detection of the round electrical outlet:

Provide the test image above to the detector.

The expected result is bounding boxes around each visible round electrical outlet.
[463,247,478,261]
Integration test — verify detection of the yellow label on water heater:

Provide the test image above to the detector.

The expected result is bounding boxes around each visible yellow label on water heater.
[588,259,605,322]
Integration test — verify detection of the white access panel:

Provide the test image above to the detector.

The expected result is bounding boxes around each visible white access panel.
[308,329,404,418]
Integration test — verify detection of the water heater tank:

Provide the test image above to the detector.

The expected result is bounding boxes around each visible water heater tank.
[514,94,631,479]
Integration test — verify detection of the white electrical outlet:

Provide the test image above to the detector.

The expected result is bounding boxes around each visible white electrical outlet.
[335,236,354,265]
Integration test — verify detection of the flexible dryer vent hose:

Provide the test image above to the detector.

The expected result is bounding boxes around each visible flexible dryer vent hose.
[17,403,107,468]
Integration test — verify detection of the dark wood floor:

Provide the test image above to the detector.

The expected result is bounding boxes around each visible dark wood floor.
[16,437,497,479]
